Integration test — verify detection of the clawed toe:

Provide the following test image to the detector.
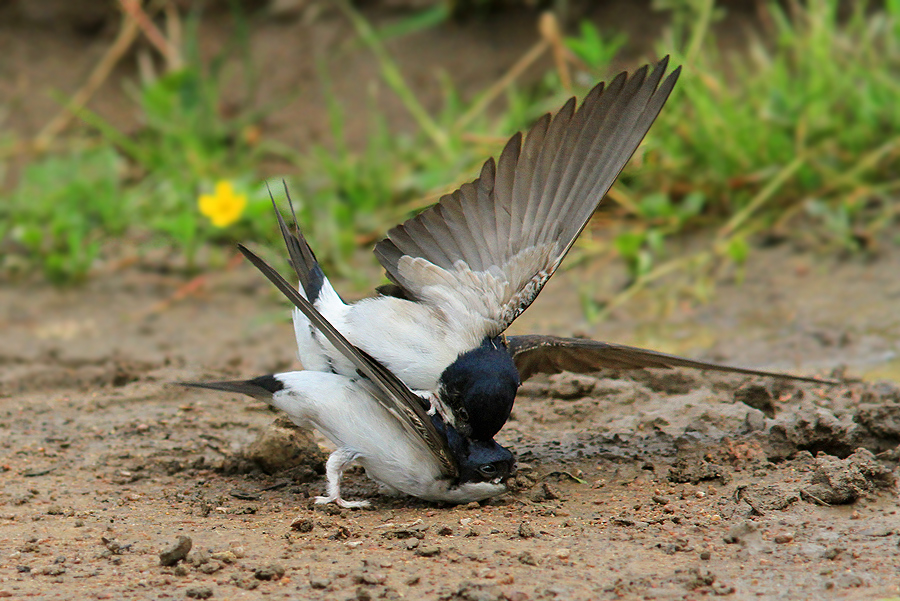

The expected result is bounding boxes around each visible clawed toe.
[338,498,370,509]
[314,495,370,509]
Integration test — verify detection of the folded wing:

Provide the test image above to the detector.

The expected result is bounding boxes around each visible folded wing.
[236,243,458,478]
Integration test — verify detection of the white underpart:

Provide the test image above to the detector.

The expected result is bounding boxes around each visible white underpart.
[291,244,558,390]
[292,276,346,372]
[291,276,478,390]
[271,371,506,505]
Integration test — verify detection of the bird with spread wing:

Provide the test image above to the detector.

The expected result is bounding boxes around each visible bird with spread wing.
[186,57,836,507]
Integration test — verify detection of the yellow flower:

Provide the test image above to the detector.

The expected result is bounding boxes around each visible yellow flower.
[199,181,246,227]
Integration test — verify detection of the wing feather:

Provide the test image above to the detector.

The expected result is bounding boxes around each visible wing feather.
[374,59,680,340]
[507,335,841,385]
[508,113,551,253]
[236,243,458,477]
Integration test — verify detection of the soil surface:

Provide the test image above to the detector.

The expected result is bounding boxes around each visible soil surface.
[2,237,899,601]
[3,3,900,600]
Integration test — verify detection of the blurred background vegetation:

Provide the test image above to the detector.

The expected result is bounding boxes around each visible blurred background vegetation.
[1,0,898,318]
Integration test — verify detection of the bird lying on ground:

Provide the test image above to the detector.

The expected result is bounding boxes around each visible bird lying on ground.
[186,57,837,508]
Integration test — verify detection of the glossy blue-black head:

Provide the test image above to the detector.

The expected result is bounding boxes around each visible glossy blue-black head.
[437,417,515,484]
[439,337,521,440]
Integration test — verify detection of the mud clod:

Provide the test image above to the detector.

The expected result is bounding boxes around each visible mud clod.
[290,517,314,532]
[159,535,192,567]
[529,482,560,502]
[381,523,428,540]
[801,448,896,504]
[414,546,441,557]
[855,402,900,445]
[229,575,259,590]
[685,567,716,589]
[723,521,757,544]
[668,458,731,484]
[737,484,800,513]
[253,563,285,581]
[773,533,794,544]
[210,550,237,563]
[242,417,325,476]
[441,581,501,601]
[734,384,776,418]
[517,522,536,538]
[198,560,222,574]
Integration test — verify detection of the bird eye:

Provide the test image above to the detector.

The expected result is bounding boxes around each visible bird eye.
[478,464,497,477]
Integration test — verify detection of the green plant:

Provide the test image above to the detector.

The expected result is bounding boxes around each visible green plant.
[576,0,900,320]
[4,145,124,283]
[564,21,627,73]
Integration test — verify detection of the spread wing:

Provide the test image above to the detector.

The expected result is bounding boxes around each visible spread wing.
[374,57,681,339]
[236,243,458,478]
[507,335,841,384]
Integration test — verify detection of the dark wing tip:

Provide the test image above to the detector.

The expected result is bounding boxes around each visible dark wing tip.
[507,335,844,386]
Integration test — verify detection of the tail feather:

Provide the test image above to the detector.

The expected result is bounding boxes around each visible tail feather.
[180,374,284,400]
[267,182,329,304]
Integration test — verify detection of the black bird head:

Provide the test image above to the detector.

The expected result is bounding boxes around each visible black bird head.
[437,417,516,485]
[439,337,521,440]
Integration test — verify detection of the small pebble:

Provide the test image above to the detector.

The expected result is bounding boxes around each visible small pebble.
[185,586,213,599]
[229,575,259,590]
[290,518,314,533]
[210,551,236,564]
[414,546,441,557]
[159,536,192,567]
[253,563,285,581]
[199,561,222,574]
[518,522,536,539]
[773,533,794,544]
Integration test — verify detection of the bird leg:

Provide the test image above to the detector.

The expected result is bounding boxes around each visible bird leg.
[314,448,370,509]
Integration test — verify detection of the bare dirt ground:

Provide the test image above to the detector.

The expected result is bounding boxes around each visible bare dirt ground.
[2,2,900,600]
[2,237,899,601]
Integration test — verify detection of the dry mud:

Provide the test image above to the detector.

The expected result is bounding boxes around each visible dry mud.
[2,241,900,601]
